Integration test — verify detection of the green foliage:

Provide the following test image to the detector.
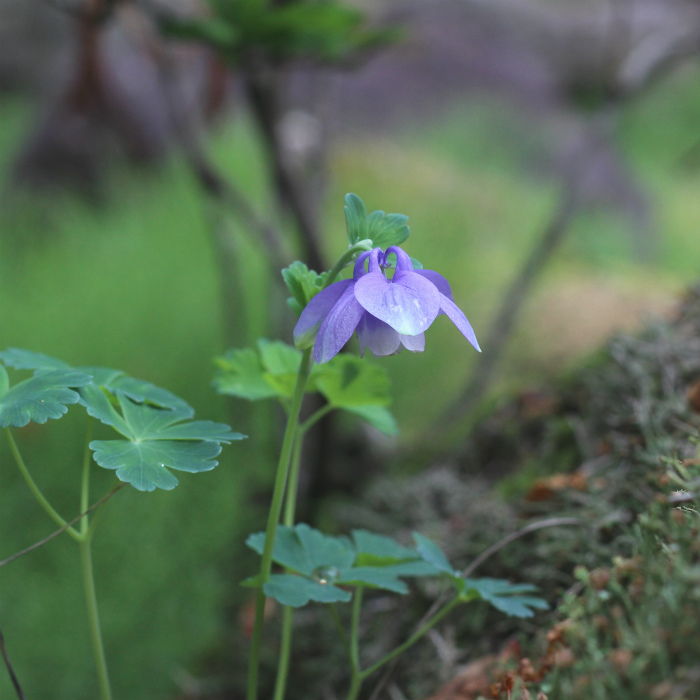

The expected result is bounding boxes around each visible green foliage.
[0,347,190,412]
[461,578,548,618]
[214,341,398,435]
[88,392,243,492]
[246,523,440,607]
[159,0,399,65]
[344,193,410,249]
[0,365,91,428]
[1,348,244,491]
[282,262,328,316]
[414,533,547,618]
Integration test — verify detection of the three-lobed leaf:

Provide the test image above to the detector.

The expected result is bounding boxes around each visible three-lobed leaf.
[246,524,439,607]
[89,393,244,492]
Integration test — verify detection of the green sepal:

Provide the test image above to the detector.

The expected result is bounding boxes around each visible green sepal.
[0,368,92,428]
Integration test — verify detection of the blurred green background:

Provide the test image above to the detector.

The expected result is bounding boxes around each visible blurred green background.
[2,2,700,697]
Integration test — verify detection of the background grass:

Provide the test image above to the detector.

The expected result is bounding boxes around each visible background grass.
[1,60,700,699]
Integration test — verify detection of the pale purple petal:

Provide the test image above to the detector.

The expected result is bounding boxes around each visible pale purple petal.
[399,332,425,353]
[439,294,481,351]
[314,285,366,363]
[294,280,353,349]
[357,314,401,357]
[354,271,440,336]
[414,270,453,300]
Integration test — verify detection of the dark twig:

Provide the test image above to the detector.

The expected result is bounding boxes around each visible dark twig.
[0,617,25,700]
[243,63,326,273]
[0,484,126,570]
[426,177,580,448]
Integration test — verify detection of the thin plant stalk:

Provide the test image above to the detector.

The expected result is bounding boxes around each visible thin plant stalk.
[5,429,80,541]
[79,420,113,700]
[345,597,460,700]
[346,586,364,700]
[272,436,304,700]
[247,347,313,700]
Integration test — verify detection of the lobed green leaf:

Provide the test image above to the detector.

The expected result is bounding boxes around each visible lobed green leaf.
[0,369,92,428]
[89,394,244,492]
[461,578,548,618]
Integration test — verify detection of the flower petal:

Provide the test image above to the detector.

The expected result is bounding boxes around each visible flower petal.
[414,270,453,300]
[354,271,440,336]
[294,280,353,349]
[357,314,401,357]
[314,285,366,363]
[439,294,481,351]
[399,332,425,353]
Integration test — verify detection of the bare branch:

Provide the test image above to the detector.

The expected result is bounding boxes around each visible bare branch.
[0,618,25,700]
[0,484,126,570]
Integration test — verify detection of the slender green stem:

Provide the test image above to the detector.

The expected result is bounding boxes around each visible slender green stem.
[299,404,333,435]
[80,420,93,529]
[272,436,304,700]
[5,428,81,542]
[324,240,373,288]
[345,587,365,700]
[329,604,352,663]
[85,479,122,541]
[282,437,303,526]
[360,598,460,680]
[247,348,313,700]
[272,605,294,700]
[78,426,113,700]
[80,539,112,700]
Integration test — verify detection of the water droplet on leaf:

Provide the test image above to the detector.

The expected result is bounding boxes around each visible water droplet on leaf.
[311,566,340,584]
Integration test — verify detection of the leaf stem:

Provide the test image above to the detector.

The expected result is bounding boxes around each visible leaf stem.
[78,422,113,700]
[5,428,81,542]
[247,347,313,700]
[329,604,352,663]
[360,598,460,680]
[80,537,112,700]
[272,436,305,700]
[324,240,373,288]
[299,404,333,435]
[345,586,365,700]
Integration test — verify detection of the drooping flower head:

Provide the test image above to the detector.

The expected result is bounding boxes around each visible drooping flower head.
[294,246,480,364]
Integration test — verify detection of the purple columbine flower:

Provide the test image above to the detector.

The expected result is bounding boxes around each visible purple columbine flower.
[294,246,481,364]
